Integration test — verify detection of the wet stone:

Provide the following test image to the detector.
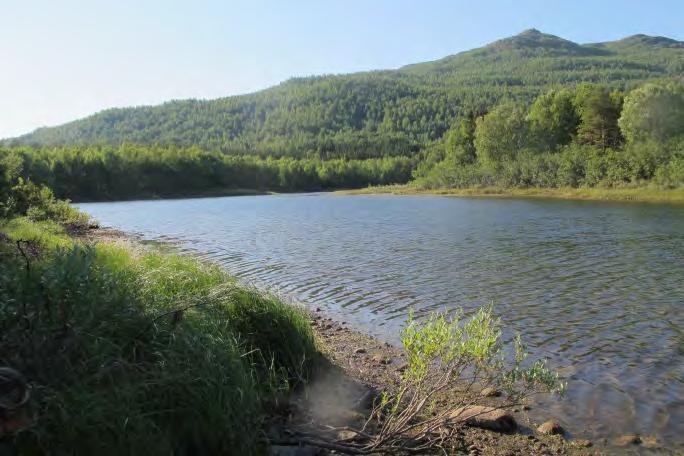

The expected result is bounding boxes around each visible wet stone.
[614,434,641,446]
[573,439,593,448]
[371,355,391,365]
[449,406,517,433]
[480,387,501,397]
[537,420,564,436]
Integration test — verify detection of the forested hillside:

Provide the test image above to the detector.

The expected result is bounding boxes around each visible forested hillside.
[7,30,684,159]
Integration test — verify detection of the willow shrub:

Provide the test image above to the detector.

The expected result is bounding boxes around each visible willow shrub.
[337,306,564,454]
[0,219,316,455]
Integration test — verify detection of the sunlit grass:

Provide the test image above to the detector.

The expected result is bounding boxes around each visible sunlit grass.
[338,184,684,203]
[1,217,74,249]
[0,218,316,455]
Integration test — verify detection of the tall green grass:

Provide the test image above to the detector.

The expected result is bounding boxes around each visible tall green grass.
[0,218,316,455]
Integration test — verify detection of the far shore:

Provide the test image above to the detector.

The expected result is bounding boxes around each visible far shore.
[336,185,684,204]
[69,187,274,204]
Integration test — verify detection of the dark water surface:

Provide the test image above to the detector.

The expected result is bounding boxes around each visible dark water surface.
[77,194,684,451]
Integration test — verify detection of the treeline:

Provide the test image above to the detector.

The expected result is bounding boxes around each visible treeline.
[0,146,415,201]
[414,81,684,189]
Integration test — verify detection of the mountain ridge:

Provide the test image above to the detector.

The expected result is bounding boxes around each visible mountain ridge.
[7,29,684,158]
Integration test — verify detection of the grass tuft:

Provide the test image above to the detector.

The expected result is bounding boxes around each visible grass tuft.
[0,218,317,455]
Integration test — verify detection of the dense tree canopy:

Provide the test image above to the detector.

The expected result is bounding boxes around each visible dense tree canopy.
[1,31,683,201]
[619,82,684,144]
[445,115,477,165]
[414,81,684,190]
[574,84,623,150]
[474,103,530,165]
[6,30,684,161]
[0,146,415,201]
[527,89,579,151]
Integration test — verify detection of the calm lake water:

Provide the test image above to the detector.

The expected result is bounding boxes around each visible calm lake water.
[77,194,684,451]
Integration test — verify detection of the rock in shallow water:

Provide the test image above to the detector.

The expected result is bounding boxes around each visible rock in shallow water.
[449,406,517,433]
[537,420,564,436]
[480,387,502,397]
[640,435,660,449]
[371,354,391,365]
[614,434,641,446]
[573,439,592,448]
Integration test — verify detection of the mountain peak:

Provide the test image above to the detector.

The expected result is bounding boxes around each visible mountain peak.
[588,34,684,51]
[486,29,591,55]
[8,29,684,148]
[519,28,543,36]
[617,34,684,48]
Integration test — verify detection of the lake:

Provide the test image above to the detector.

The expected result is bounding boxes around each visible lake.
[77,193,684,450]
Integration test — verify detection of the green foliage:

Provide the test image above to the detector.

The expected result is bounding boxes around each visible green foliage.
[400,306,564,399]
[415,80,684,191]
[527,89,579,151]
[445,115,477,165]
[619,81,684,143]
[0,146,415,201]
[359,305,563,452]
[0,219,317,455]
[6,31,683,160]
[653,140,684,188]
[415,139,682,190]
[0,151,89,226]
[2,32,682,200]
[11,179,89,227]
[574,84,623,150]
[474,103,530,165]
[1,217,74,249]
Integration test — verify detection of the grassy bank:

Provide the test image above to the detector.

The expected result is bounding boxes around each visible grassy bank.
[0,218,316,455]
[339,184,684,203]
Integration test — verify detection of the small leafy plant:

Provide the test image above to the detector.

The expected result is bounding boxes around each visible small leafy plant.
[306,306,565,454]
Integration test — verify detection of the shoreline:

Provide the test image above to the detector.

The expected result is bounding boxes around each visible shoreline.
[305,311,601,455]
[68,187,275,204]
[336,185,684,204]
[70,184,684,206]
[87,227,603,455]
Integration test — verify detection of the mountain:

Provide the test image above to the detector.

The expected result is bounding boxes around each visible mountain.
[7,30,684,158]
[591,33,684,51]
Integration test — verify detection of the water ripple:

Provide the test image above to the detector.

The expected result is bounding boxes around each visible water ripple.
[78,194,684,450]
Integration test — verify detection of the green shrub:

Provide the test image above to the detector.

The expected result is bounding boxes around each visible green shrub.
[654,155,684,188]
[1,176,89,228]
[330,306,564,454]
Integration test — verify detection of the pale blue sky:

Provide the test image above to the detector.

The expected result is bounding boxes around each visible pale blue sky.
[1,0,682,138]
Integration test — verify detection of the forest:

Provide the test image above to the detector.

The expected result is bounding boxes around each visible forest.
[6,30,684,160]
[413,81,684,189]
[1,30,683,201]
[1,27,683,456]
[2,79,682,203]
[0,146,414,201]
